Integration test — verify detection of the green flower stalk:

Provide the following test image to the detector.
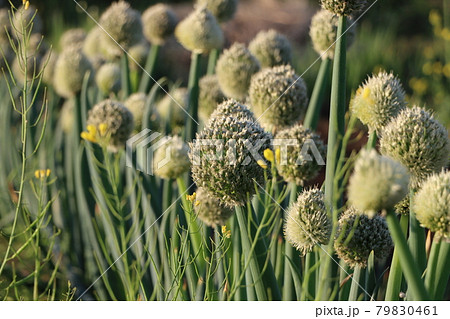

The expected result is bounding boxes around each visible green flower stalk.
[216,43,260,100]
[380,106,450,184]
[249,64,308,132]
[156,88,188,132]
[190,100,271,207]
[350,71,406,134]
[284,188,331,255]
[153,135,190,180]
[194,187,234,227]
[86,99,134,152]
[334,207,393,268]
[321,0,367,16]
[175,7,224,54]
[310,9,356,60]
[53,45,93,98]
[198,74,226,122]
[274,124,326,186]
[142,4,177,45]
[197,0,238,23]
[95,63,121,96]
[248,29,292,68]
[413,170,450,238]
[348,149,410,217]
[60,28,86,49]
[60,99,75,134]
[12,33,48,84]
[99,1,144,58]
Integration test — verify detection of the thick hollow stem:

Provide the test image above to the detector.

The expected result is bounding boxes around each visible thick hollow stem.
[138,44,160,94]
[185,52,201,143]
[385,210,429,301]
[207,48,220,75]
[303,57,331,130]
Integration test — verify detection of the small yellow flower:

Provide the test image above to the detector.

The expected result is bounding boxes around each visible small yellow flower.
[263,148,274,163]
[186,192,197,202]
[221,225,231,238]
[432,61,443,75]
[194,200,200,206]
[81,131,97,143]
[429,10,442,28]
[24,1,30,10]
[87,125,97,135]
[275,148,281,164]
[257,160,268,169]
[98,123,108,136]
[34,169,51,179]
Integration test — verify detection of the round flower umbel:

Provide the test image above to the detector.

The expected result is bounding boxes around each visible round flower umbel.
[53,45,93,98]
[207,98,256,126]
[310,9,356,60]
[413,170,450,238]
[175,6,223,54]
[249,64,308,132]
[95,63,121,95]
[380,106,450,184]
[348,149,410,217]
[216,43,260,100]
[83,27,104,59]
[248,29,292,68]
[99,1,143,57]
[194,187,235,227]
[60,28,86,49]
[128,41,150,71]
[196,0,238,23]
[142,4,178,45]
[190,101,272,207]
[86,99,134,152]
[274,124,326,186]
[198,74,226,122]
[321,0,367,16]
[153,135,190,180]
[351,71,406,133]
[284,188,331,255]
[334,207,393,268]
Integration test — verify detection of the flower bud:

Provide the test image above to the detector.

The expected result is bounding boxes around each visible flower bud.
[53,45,93,98]
[156,88,188,133]
[95,62,121,95]
[175,7,223,54]
[87,99,134,152]
[348,149,410,216]
[380,106,450,184]
[249,29,292,68]
[285,188,331,255]
[310,9,356,59]
[196,0,238,23]
[198,74,226,122]
[351,71,406,133]
[249,64,308,132]
[334,207,393,268]
[321,0,367,16]
[216,43,260,100]
[60,28,86,49]
[274,124,326,185]
[413,170,450,238]
[142,4,177,45]
[195,187,234,227]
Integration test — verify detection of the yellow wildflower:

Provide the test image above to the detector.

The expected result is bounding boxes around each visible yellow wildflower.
[257,160,268,169]
[263,148,274,163]
[186,192,197,202]
[99,123,108,136]
[275,148,281,164]
[80,131,97,143]
[422,62,433,75]
[221,225,231,238]
[443,64,450,78]
[34,169,51,179]
[24,1,30,10]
